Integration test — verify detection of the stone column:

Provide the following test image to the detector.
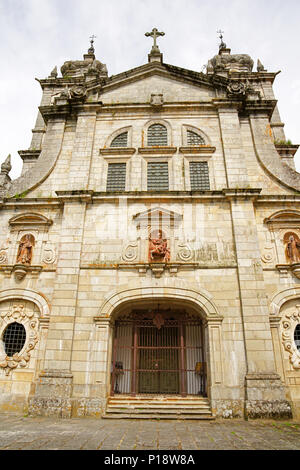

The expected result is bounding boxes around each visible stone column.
[226,190,292,418]
[29,193,91,417]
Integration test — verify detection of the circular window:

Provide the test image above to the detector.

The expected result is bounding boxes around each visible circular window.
[3,322,26,356]
[294,324,300,351]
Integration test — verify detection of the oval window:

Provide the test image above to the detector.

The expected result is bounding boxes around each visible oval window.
[3,322,26,356]
[294,324,300,351]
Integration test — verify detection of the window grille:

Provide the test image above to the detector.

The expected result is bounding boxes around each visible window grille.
[147,162,169,190]
[294,324,300,351]
[106,163,126,191]
[147,124,168,146]
[110,132,128,148]
[3,322,26,356]
[187,130,205,146]
[189,162,210,190]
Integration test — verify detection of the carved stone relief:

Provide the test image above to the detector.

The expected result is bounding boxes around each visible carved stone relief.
[42,243,57,265]
[149,229,170,263]
[0,302,39,375]
[281,305,300,370]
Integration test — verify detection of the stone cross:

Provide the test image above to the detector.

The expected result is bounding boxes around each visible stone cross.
[145,28,165,50]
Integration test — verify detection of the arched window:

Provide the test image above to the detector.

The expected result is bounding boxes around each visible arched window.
[294,324,300,351]
[147,124,168,146]
[110,132,128,148]
[3,322,26,356]
[187,130,205,146]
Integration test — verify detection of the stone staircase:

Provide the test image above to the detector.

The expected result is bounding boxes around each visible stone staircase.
[103,395,215,420]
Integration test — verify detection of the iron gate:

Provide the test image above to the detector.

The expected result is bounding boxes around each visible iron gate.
[111,314,206,397]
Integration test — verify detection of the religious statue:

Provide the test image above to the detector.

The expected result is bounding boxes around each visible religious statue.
[286,235,300,264]
[16,234,34,265]
[149,230,170,262]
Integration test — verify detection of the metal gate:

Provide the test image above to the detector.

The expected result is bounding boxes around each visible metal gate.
[111,313,206,397]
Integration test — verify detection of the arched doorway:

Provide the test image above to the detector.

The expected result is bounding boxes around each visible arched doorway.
[111,304,206,397]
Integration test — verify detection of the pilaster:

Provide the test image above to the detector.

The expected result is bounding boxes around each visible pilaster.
[227,191,292,418]
[217,106,250,188]
[29,193,90,417]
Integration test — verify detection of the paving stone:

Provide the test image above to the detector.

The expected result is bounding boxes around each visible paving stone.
[0,415,300,450]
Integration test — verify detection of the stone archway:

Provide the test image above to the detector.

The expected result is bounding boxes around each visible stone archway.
[95,283,223,401]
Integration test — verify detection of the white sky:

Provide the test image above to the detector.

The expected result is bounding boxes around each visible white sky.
[0,0,299,179]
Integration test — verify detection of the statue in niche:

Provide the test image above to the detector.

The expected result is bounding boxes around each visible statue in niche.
[149,229,170,262]
[285,233,300,264]
[16,234,35,265]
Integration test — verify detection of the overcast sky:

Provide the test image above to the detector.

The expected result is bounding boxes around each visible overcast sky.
[1,0,299,178]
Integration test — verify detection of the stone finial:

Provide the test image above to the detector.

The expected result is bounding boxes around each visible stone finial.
[1,155,11,175]
[206,60,214,74]
[49,66,58,78]
[257,59,267,72]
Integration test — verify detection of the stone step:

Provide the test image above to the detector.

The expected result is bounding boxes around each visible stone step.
[103,412,215,420]
[107,403,211,410]
[106,407,211,414]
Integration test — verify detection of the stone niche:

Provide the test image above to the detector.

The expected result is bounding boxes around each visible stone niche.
[0,212,56,281]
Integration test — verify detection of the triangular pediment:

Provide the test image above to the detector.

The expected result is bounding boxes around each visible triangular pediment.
[133,207,182,224]
[101,62,221,103]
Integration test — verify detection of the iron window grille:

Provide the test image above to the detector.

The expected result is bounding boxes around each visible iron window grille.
[107,163,126,191]
[147,162,169,190]
[189,161,210,190]
[187,130,205,146]
[3,322,26,356]
[294,324,300,351]
[147,124,168,146]
[110,132,128,148]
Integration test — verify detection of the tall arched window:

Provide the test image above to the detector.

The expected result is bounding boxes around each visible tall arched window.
[110,132,128,148]
[187,130,205,146]
[147,124,168,146]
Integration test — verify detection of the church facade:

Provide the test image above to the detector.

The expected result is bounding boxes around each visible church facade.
[0,32,300,420]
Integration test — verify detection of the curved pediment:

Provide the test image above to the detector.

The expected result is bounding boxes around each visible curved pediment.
[264,210,300,225]
[9,212,53,228]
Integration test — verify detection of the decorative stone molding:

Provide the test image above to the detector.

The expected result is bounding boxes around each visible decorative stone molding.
[281,305,300,369]
[150,93,164,108]
[0,303,39,375]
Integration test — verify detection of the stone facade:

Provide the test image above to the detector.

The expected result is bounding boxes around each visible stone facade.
[0,39,299,420]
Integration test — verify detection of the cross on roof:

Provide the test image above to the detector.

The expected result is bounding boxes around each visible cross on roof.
[145,28,165,50]
[88,34,97,54]
[217,29,226,50]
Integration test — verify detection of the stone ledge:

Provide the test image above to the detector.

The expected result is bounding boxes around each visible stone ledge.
[99,148,136,156]
[138,147,177,155]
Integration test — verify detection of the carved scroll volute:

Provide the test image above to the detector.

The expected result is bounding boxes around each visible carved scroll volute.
[121,242,139,263]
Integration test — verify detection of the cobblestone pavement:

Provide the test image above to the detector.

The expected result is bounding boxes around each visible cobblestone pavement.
[0,414,299,450]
